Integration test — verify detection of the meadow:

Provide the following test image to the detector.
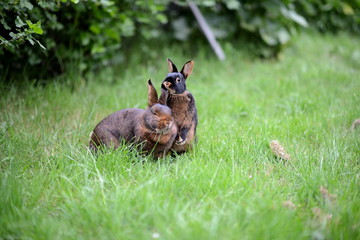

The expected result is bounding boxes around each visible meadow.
[1,32,359,240]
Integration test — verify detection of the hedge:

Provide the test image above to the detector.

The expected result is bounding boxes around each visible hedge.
[1,0,359,80]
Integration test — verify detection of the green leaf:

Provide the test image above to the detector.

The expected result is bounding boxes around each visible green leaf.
[259,22,279,46]
[91,44,106,54]
[27,37,35,45]
[259,29,278,46]
[277,29,290,44]
[201,1,216,7]
[1,18,11,30]
[342,3,354,15]
[15,16,27,28]
[0,36,8,45]
[120,18,135,37]
[280,7,308,28]
[34,39,46,50]
[26,20,44,35]
[98,0,114,7]
[20,0,34,10]
[0,36,15,49]
[156,14,167,24]
[105,28,120,41]
[89,25,101,34]
[226,0,240,10]
[80,33,91,46]
[9,32,17,39]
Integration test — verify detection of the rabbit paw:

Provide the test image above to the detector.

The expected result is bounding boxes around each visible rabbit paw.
[175,136,186,145]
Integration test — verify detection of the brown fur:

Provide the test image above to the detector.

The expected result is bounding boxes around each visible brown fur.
[160,59,198,154]
[165,90,197,153]
[89,80,177,158]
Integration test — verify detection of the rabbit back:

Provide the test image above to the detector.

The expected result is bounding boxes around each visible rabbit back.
[89,105,177,158]
[89,108,143,151]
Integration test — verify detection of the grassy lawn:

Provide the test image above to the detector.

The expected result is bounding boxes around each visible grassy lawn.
[1,32,359,240]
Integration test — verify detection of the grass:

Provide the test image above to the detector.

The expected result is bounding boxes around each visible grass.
[1,32,360,240]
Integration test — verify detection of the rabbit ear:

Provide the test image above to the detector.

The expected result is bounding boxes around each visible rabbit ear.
[158,88,168,105]
[167,58,178,73]
[180,60,194,79]
[147,79,158,107]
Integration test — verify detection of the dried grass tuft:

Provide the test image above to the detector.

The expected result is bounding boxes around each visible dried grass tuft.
[350,118,360,130]
[270,140,291,161]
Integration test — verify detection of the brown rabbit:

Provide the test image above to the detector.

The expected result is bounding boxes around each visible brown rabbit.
[89,79,177,158]
[159,59,197,154]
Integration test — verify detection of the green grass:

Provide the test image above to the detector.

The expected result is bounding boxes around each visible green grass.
[1,32,360,240]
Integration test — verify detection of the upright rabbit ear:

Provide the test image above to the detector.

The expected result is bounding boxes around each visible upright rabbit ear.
[147,79,158,107]
[167,58,178,73]
[158,88,168,105]
[180,60,194,79]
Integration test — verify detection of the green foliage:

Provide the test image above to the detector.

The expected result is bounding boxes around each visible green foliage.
[0,1,45,56]
[0,0,359,80]
[0,16,45,51]
[295,0,360,33]
[0,0,168,78]
[172,0,359,57]
[172,0,309,57]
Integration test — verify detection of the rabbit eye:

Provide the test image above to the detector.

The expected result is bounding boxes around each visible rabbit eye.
[176,78,181,83]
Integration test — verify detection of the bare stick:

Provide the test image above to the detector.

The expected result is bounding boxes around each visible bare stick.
[188,2,226,61]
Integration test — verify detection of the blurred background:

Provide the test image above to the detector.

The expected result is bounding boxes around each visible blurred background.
[1,0,359,83]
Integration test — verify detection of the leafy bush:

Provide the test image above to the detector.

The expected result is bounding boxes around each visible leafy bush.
[295,0,360,33]
[169,0,359,57]
[0,0,168,79]
[0,0,359,81]
[168,0,309,57]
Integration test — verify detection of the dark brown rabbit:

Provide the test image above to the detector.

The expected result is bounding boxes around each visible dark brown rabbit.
[159,59,197,154]
[89,80,177,158]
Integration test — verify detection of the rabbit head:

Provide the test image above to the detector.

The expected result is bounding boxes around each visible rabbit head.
[144,79,174,134]
[161,59,194,94]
